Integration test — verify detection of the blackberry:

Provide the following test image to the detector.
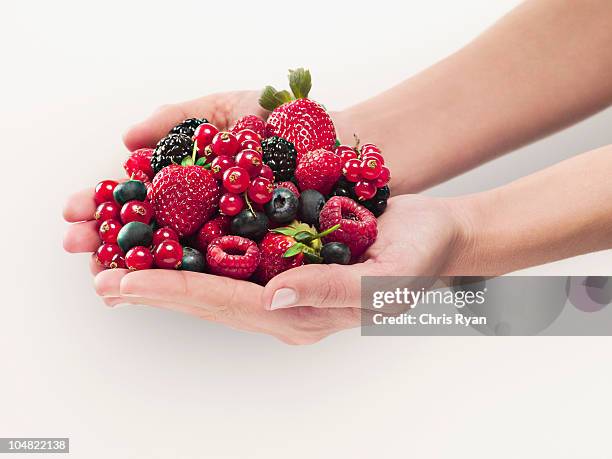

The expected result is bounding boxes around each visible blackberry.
[261,136,297,182]
[151,134,193,174]
[169,118,208,138]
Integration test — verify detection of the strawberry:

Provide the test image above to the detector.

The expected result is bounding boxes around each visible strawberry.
[207,236,260,280]
[260,68,336,161]
[150,165,220,237]
[195,215,231,253]
[230,115,266,138]
[319,196,377,260]
[274,181,300,198]
[124,148,154,181]
[294,149,342,195]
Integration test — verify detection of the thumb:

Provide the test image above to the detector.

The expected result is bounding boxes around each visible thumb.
[262,262,384,311]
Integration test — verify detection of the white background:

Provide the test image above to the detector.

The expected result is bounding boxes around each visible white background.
[1,0,611,457]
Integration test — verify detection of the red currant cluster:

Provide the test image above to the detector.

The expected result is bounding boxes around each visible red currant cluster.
[93,179,188,271]
[335,143,391,200]
[192,123,275,216]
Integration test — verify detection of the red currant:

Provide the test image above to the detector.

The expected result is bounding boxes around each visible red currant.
[247,177,274,204]
[154,240,183,269]
[96,243,123,268]
[336,145,358,164]
[361,143,381,155]
[98,219,123,244]
[354,180,377,200]
[235,129,261,144]
[125,246,154,271]
[235,149,262,175]
[258,164,274,181]
[343,159,362,182]
[152,227,179,247]
[110,254,126,269]
[210,155,236,180]
[120,200,154,225]
[374,166,391,187]
[222,166,250,193]
[194,123,219,152]
[199,144,215,162]
[219,193,245,216]
[211,131,240,157]
[94,180,119,205]
[94,201,121,225]
[241,139,262,153]
[360,157,383,180]
[361,151,385,165]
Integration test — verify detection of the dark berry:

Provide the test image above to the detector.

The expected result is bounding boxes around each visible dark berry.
[375,185,390,200]
[264,187,299,224]
[180,247,206,272]
[321,242,351,265]
[169,118,208,138]
[230,210,269,241]
[151,134,193,174]
[330,187,351,198]
[113,180,147,205]
[125,246,154,271]
[298,189,326,226]
[261,136,297,182]
[117,221,153,253]
[94,180,118,205]
[154,239,183,269]
[370,199,388,217]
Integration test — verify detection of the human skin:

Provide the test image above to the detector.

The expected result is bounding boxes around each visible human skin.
[64,0,612,343]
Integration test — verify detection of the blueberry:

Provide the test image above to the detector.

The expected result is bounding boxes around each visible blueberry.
[117,221,153,253]
[231,210,269,241]
[264,187,299,224]
[180,247,205,272]
[299,189,326,226]
[113,180,147,205]
[321,242,351,265]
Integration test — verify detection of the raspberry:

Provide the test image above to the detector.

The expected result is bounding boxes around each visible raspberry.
[274,181,300,198]
[318,196,377,259]
[230,115,266,138]
[206,235,260,280]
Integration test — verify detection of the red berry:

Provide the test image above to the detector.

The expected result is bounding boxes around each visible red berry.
[361,151,385,165]
[294,149,342,195]
[248,177,274,204]
[94,201,121,225]
[219,193,245,216]
[207,235,260,280]
[354,180,377,200]
[240,139,262,152]
[120,200,154,225]
[230,115,266,138]
[361,143,381,155]
[124,149,154,181]
[125,246,154,271]
[235,129,261,144]
[200,144,216,162]
[235,149,262,175]
[360,158,383,180]
[211,131,240,157]
[194,123,219,152]
[255,232,304,284]
[195,215,231,253]
[222,166,250,193]
[98,219,122,244]
[210,155,235,180]
[94,180,118,205]
[335,145,358,164]
[374,166,391,187]
[96,243,123,268]
[343,159,362,182]
[110,254,126,269]
[154,239,183,269]
[258,164,274,181]
[152,227,179,247]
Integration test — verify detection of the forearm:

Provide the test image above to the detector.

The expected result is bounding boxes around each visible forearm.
[337,0,612,194]
[447,144,612,275]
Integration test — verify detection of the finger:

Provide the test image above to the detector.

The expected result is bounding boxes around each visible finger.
[94,268,130,298]
[63,187,96,222]
[119,269,263,315]
[64,221,100,253]
[262,262,388,311]
[89,253,105,275]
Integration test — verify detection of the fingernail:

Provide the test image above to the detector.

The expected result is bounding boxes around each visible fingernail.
[269,288,297,310]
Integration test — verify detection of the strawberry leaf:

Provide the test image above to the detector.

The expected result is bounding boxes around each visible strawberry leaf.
[283,242,306,258]
[288,68,312,99]
[259,86,283,111]
[274,90,293,105]
[181,156,194,166]
[271,227,298,237]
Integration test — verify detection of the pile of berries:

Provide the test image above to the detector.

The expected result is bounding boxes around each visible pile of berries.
[90,68,391,284]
